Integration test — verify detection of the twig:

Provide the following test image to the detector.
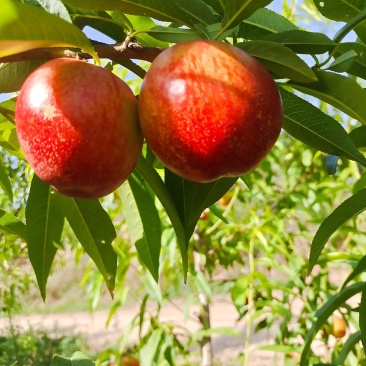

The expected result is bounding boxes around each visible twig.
[0,44,164,64]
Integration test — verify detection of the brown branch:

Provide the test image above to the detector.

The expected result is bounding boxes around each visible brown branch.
[0,43,164,64]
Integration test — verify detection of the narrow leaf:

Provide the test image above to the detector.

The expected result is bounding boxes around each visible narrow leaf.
[288,71,366,124]
[194,271,213,301]
[263,30,336,54]
[300,282,365,366]
[148,26,204,43]
[173,0,217,25]
[140,329,163,366]
[0,61,44,93]
[309,189,366,273]
[165,169,236,242]
[209,204,229,223]
[26,175,64,300]
[360,284,366,355]
[0,0,98,61]
[0,98,24,159]
[334,42,366,79]
[313,0,365,22]
[55,194,117,296]
[0,209,26,239]
[201,0,224,15]
[349,126,366,148]
[0,160,12,201]
[280,88,366,166]
[336,331,362,365]
[71,9,126,42]
[239,8,297,40]
[238,41,317,82]
[70,352,95,365]
[63,0,196,28]
[51,355,72,366]
[33,0,72,22]
[112,13,168,47]
[328,50,358,73]
[222,0,272,33]
[342,255,366,288]
[120,173,161,282]
[135,157,188,280]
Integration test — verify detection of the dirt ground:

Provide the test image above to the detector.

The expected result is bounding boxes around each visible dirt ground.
[0,295,284,365]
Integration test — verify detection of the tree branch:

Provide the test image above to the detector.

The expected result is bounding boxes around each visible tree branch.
[0,43,164,64]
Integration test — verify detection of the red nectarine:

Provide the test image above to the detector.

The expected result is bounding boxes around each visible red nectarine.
[138,40,283,182]
[16,58,142,199]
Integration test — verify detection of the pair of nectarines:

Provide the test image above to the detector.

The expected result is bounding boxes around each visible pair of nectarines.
[15,40,283,199]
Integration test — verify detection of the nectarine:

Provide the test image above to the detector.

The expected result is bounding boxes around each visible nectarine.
[16,58,142,199]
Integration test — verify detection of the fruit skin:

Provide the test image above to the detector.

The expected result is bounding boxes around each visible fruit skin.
[139,40,283,182]
[15,58,142,199]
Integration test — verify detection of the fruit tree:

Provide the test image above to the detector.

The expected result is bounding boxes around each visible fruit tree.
[2,0,366,365]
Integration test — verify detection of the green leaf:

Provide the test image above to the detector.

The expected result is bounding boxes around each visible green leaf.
[55,194,117,296]
[204,22,239,40]
[334,42,366,79]
[349,126,366,148]
[313,0,365,21]
[70,352,95,365]
[342,255,366,288]
[336,331,362,365]
[360,284,366,355]
[135,157,188,280]
[0,209,26,239]
[309,189,366,273]
[63,0,196,28]
[194,271,213,301]
[288,71,366,124]
[148,26,204,43]
[173,0,217,25]
[113,59,146,79]
[0,61,44,93]
[165,169,236,242]
[0,99,24,159]
[51,355,72,366]
[120,173,161,282]
[300,282,365,366]
[328,50,358,73]
[71,9,127,42]
[209,204,229,223]
[140,329,163,366]
[238,8,297,40]
[32,0,72,22]
[238,41,317,82]
[263,30,336,54]
[0,160,12,201]
[0,0,98,61]
[111,13,168,47]
[354,170,366,193]
[280,88,366,166]
[201,0,224,16]
[221,0,273,36]
[26,175,64,301]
